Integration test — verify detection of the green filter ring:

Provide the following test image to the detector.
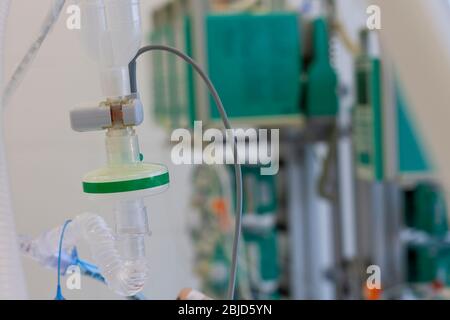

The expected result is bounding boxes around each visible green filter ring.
[82,163,170,194]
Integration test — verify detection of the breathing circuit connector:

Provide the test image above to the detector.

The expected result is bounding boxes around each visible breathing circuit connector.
[69,95,169,296]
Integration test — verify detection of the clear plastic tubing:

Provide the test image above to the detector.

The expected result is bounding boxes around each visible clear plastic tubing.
[76,210,149,296]
[22,210,149,296]
[78,0,142,97]
[0,0,28,299]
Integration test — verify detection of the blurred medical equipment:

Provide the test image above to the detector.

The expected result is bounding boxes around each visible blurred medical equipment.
[191,164,253,300]
[149,2,338,129]
[148,0,450,300]
[191,164,280,299]
[365,8,450,296]
[150,0,342,299]
[373,0,450,208]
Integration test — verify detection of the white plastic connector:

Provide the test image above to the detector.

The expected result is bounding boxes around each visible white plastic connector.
[70,98,144,132]
[70,106,112,132]
[122,98,144,127]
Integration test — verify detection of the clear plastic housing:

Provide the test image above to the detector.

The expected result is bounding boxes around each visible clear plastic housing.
[79,0,142,97]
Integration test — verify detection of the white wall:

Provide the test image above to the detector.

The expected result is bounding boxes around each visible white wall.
[4,0,197,299]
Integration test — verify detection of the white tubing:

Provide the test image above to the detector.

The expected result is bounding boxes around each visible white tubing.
[0,0,28,299]
[2,0,66,106]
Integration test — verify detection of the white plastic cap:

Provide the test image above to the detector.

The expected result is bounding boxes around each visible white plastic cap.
[70,106,112,132]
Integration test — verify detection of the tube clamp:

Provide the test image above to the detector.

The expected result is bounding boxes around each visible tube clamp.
[70,97,144,132]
